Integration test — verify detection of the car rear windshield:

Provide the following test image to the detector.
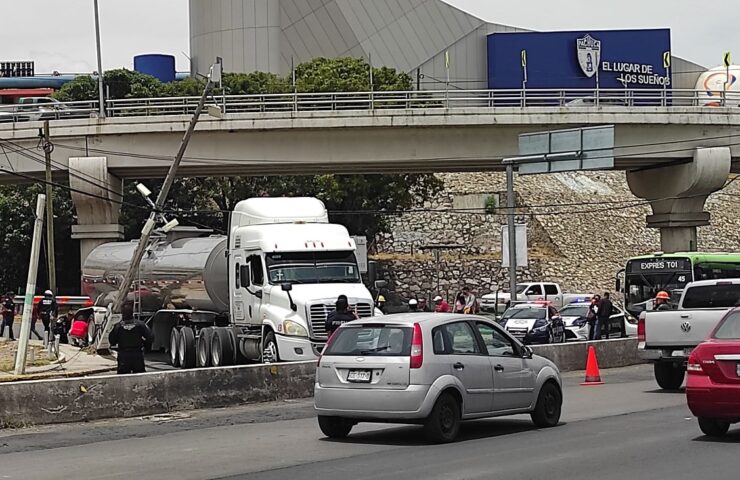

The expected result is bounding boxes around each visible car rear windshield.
[714,312,740,339]
[559,306,589,317]
[505,307,546,320]
[681,284,740,309]
[323,325,412,356]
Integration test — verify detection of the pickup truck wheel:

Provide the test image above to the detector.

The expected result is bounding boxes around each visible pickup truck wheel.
[317,416,353,439]
[654,362,685,390]
[698,417,730,437]
[531,381,562,428]
[423,392,461,443]
[169,328,181,367]
[178,327,196,369]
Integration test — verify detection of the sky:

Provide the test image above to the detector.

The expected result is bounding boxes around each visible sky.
[1,0,736,74]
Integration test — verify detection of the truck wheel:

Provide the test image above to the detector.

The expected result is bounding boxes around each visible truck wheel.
[197,328,214,367]
[317,416,353,439]
[178,327,196,369]
[211,328,234,367]
[263,331,280,363]
[423,392,461,443]
[698,417,730,437]
[654,362,685,390]
[531,381,562,428]
[169,328,181,367]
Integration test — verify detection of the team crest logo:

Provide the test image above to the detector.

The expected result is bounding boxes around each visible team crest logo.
[577,35,601,78]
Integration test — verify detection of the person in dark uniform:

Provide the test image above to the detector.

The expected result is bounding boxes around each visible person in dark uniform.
[325,295,358,336]
[1,292,15,340]
[37,290,57,342]
[597,292,614,339]
[109,303,153,374]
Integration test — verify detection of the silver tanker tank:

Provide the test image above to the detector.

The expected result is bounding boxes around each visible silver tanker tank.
[82,227,228,314]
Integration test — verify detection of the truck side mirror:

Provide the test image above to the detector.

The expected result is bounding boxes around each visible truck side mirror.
[281,283,296,311]
[374,280,387,289]
[615,279,622,293]
[281,283,293,292]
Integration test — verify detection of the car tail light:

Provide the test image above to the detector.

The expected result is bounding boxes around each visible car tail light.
[318,330,338,367]
[410,323,423,369]
[687,348,715,375]
[637,314,645,342]
[687,351,704,374]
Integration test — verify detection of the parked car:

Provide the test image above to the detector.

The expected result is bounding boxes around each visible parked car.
[559,301,636,341]
[15,97,73,121]
[686,307,740,437]
[314,313,563,443]
[501,302,566,344]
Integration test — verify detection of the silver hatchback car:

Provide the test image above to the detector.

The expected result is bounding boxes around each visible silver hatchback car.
[314,313,562,443]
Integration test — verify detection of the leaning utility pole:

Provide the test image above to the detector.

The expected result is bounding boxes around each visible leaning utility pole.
[43,121,56,294]
[96,72,217,351]
[15,195,46,375]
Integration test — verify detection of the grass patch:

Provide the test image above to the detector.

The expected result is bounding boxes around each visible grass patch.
[0,342,51,372]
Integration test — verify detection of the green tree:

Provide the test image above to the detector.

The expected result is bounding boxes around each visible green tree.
[294,57,412,92]
[53,69,164,101]
[0,184,79,295]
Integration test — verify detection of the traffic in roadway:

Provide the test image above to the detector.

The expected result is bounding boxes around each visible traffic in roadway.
[1,364,736,480]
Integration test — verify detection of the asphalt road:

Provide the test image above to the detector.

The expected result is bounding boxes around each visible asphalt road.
[0,365,737,480]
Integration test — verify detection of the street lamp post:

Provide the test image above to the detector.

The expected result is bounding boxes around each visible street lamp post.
[94,0,106,118]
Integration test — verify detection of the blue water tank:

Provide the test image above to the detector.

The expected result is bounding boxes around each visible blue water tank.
[134,54,176,83]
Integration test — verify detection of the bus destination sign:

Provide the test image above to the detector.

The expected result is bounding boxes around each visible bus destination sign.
[628,258,691,273]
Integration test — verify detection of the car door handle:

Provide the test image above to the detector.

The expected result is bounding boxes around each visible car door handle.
[453,362,465,370]
[494,364,505,372]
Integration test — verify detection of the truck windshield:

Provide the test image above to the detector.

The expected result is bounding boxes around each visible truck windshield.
[265,251,360,285]
[681,284,740,309]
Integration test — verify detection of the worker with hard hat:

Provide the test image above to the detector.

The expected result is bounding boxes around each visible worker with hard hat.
[654,291,672,311]
[376,295,386,314]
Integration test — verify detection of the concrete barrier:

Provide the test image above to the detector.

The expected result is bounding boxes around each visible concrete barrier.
[0,339,643,428]
[531,338,643,372]
[0,361,317,428]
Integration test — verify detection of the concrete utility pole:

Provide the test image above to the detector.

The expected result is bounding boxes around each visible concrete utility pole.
[96,75,216,351]
[506,164,517,297]
[93,0,106,118]
[14,195,46,375]
[42,121,56,294]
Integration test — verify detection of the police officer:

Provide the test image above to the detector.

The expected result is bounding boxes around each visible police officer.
[654,291,672,311]
[37,290,57,342]
[325,295,358,336]
[108,303,153,374]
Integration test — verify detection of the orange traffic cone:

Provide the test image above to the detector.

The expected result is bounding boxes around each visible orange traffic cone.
[580,345,604,386]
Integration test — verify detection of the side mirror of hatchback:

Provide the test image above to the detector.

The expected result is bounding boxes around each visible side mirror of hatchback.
[521,345,534,359]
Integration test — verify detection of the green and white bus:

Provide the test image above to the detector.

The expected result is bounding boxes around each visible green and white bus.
[617,252,740,316]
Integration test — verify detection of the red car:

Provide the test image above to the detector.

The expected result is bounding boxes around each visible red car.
[687,307,740,437]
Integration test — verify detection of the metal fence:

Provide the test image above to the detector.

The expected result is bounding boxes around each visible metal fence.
[1,88,738,123]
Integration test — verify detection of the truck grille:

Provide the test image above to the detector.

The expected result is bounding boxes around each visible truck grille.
[309,302,373,337]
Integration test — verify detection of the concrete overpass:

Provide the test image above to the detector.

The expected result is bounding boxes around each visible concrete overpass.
[1,91,739,263]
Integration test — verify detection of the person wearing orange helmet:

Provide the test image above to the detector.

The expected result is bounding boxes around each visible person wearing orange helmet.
[654,291,672,311]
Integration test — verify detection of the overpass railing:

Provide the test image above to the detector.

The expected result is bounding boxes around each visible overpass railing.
[1,89,737,123]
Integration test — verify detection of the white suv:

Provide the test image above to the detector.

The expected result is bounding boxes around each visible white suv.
[314,313,562,443]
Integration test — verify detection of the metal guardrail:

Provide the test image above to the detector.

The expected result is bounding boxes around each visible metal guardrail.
[1,89,738,123]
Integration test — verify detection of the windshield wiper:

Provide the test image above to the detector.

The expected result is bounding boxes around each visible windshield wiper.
[360,346,390,354]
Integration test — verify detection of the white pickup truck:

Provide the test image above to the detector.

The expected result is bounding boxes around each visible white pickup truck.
[480,282,592,313]
[639,279,740,390]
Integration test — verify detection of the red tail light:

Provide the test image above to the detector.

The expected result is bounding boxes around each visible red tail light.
[318,330,338,367]
[410,323,423,369]
[637,314,646,342]
[687,351,705,375]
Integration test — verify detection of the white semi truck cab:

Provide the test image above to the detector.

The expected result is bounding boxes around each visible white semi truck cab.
[228,197,374,362]
[82,197,375,368]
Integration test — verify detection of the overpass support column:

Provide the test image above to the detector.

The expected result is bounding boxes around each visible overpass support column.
[626,147,731,253]
[68,157,124,267]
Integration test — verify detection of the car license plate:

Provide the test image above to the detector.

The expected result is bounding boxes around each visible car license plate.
[347,370,372,383]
